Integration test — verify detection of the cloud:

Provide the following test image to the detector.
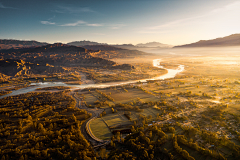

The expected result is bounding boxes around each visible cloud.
[54,6,94,14]
[139,1,240,34]
[60,20,86,26]
[109,24,126,29]
[145,14,205,31]
[41,19,102,27]
[48,15,56,21]
[41,21,56,25]
[211,1,240,13]
[86,23,103,27]
[60,20,102,27]
[0,2,16,9]
[59,21,123,28]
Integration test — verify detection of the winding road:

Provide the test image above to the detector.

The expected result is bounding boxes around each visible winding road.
[71,92,108,146]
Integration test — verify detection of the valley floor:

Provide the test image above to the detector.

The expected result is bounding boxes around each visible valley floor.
[1,55,240,159]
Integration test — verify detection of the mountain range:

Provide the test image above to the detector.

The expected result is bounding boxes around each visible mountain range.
[135,42,172,48]
[0,33,239,77]
[174,34,240,48]
[67,33,240,49]
[0,39,48,50]
[67,40,108,46]
[0,43,135,76]
[1,33,239,53]
[67,41,172,49]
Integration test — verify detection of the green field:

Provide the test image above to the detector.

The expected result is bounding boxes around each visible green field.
[90,112,132,140]
[90,107,162,140]
[127,107,161,121]
[100,87,159,104]
[102,112,130,127]
[84,93,98,105]
[140,108,158,118]
[90,118,113,140]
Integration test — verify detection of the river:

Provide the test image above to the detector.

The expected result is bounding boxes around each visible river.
[0,59,184,99]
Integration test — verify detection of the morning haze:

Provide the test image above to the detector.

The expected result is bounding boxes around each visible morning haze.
[0,0,240,160]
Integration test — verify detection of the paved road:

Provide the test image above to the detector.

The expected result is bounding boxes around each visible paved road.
[71,91,108,146]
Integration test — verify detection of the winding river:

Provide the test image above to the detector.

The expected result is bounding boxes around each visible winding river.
[0,59,184,99]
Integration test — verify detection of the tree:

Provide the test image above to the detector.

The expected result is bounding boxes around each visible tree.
[149,145,153,150]
[99,148,106,159]
[182,150,190,158]
[116,132,121,142]
[102,111,106,116]
[142,150,148,158]
[149,131,152,138]
[19,155,24,160]
[169,127,175,133]
[150,153,154,159]
[131,126,136,133]
[42,150,48,157]
[110,140,114,147]
[49,123,53,130]
[27,115,32,120]
[148,115,152,120]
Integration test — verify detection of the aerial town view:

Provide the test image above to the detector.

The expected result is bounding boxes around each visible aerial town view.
[0,0,240,159]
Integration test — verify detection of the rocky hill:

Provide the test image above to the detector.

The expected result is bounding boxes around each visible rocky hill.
[0,39,48,50]
[174,34,240,48]
[0,43,135,76]
[0,59,54,76]
[71,45,148,59]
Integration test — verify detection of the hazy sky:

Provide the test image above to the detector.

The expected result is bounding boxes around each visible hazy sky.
[0,0,240,45]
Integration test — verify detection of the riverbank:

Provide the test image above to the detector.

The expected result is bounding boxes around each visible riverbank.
[0,59,184,99]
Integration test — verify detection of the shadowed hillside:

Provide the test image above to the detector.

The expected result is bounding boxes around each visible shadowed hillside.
[0,59,57,76]
[0,39,48,50]
[83,45,148,59]
[0,43,135,76]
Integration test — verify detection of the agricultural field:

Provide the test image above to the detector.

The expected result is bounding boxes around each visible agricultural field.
[1,54,240,160]
[99,87,159,104]
[80,55,240,159]
[88,70,240,142]
[90,118,113,140]
[82,87,159,108]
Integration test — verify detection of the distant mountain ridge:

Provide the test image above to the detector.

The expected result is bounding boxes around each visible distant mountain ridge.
[67,40,172,49]
[0,39,48,50]
[2,33,239,51]
[136,42,172,48]
[82,45,124,51]
[67,40,107,46]
[0,39,173,51]
[174,34,240,48]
